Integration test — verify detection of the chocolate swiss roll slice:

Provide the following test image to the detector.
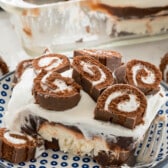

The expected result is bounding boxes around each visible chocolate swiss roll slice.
[72,56,114,101]
[159,52,168,83]
[114,59,162,95]
[0,56,9,76]
[0,128,44,163]
[13,59,33,84]
[33,70,81,111]
[94,84,147,129]
[74,49,122,71]
[32,53,70,74]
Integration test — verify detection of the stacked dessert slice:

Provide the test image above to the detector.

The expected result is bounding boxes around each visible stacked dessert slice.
[2,49,166,167]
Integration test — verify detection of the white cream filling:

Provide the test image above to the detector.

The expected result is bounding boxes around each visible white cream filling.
[104,91,140,112]
[4,131,26,144]
[41,72,73,92]
[4,68,166,141]
[38,57,63,71]
[80,61,106,86]
[132,64,155,86]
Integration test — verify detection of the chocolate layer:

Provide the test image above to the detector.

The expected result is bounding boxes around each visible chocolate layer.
[89,3,168,18]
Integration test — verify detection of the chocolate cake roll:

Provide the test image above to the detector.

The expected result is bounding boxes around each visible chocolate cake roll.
[74,49,122,71]
[33,70,81,111]
[32,53,70,74]
[0,128,44,163]
[72,56,114,101]
[14,59,33,84]
[159,52,168,83]
[114,59,162,95]
[94,84,147,129]
[0,57,9,76]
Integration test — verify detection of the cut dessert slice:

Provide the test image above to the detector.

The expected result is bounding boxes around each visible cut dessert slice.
[33,70,81,111]
[74,49,122,72]
[72,55,114,101]
[0,128,44,163]
[94,84,147,129]
[114,59,162,95]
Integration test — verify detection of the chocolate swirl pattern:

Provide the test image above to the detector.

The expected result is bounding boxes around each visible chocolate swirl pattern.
[114,59,162,95]
[159,53,168,83]
[0,128,44,163]
[33,70,81,111]
[72,56,114,101]
[94,84,147,129]
[32,53,70,74]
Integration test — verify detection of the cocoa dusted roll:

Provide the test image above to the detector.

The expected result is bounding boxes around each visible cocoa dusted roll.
[32,53,70,74]
[33,70,81,111]
[0,56,9,76]
[72,56,114,101]
[159,52,168,83]
[0,128,44,163]
[74,49,122,71]
[94,84,147,129]
[13,59,33,84]
[114,59,162,95]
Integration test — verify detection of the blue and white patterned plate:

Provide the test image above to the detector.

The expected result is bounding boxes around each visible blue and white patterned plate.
[0,72,168,168]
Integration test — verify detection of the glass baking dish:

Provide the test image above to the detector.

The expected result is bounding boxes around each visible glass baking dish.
[0,0,168,56]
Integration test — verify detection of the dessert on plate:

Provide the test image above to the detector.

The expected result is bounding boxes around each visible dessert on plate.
[1,49,166,167]
[89,0,168,36]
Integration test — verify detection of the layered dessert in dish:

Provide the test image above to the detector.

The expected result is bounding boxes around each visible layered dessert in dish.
[2,49,166,167]
[89,0,168,36]
[1,0,168,55]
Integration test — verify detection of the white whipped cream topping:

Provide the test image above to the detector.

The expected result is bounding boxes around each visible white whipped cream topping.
[4,68,166,141]
[38,57,63,71]
[4,131,26,144]
[80,61,106,86]
[105,91,140,112]
[132,64,155,86]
